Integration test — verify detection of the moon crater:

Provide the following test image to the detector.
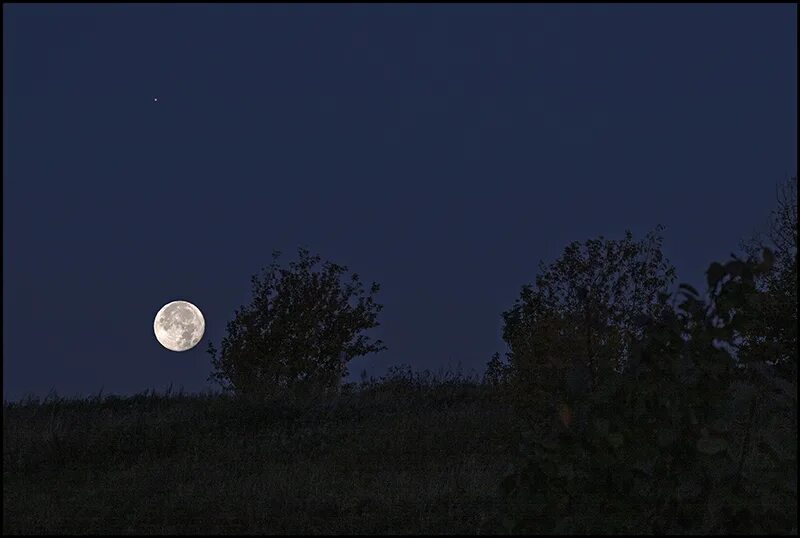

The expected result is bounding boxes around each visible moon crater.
[154,300,205,352]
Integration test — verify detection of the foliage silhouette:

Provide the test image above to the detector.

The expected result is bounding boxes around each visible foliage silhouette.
[483,351,511,388]
[498,177,797,534]
[207,247,386,398]
[739,175,798,380]
[500,227,676,407]
[500,247,796,533]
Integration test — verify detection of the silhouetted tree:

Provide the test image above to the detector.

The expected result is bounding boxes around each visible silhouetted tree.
[501,248,796,534]
[483,352,511,388]
[207,248,386,397]
[501,226,676,402]
[739,176,797,380]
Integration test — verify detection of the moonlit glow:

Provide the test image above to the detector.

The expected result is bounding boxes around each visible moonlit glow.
[153,300,205,352]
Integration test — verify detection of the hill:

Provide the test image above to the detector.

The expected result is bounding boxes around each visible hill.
[4,377,521,534]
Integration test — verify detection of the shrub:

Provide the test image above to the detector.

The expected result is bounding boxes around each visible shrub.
[208,248,387,398]
[501,227,676,407]
[500,250,797,534]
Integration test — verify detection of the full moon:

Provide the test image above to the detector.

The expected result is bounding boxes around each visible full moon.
[153,300,205,352]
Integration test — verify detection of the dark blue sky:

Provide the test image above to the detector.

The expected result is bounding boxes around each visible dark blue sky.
[3,4,796,400]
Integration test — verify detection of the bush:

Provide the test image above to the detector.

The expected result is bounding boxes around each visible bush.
[207,247,387,398]
[500,250,797,534]
[501,227,676,407]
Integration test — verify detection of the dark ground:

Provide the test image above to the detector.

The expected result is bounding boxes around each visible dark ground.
[4,375,522,534]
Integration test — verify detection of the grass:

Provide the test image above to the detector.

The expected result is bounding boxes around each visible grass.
[3,371,523,534]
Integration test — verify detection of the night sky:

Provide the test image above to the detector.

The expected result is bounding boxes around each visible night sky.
[3,4,796,400]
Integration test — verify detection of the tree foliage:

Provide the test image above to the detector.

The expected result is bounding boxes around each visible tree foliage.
[500,249,796,534]
[498,178,797,534]
[500,227,676,405]
[739,176,798,380]
[208,248,386,397]
[483,352,511,388]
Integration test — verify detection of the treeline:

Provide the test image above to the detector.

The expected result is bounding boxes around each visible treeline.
[493,177,797,533]
[203,176,795,534]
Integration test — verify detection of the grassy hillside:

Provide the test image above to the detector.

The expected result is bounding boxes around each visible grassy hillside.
[4,377,522,534]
